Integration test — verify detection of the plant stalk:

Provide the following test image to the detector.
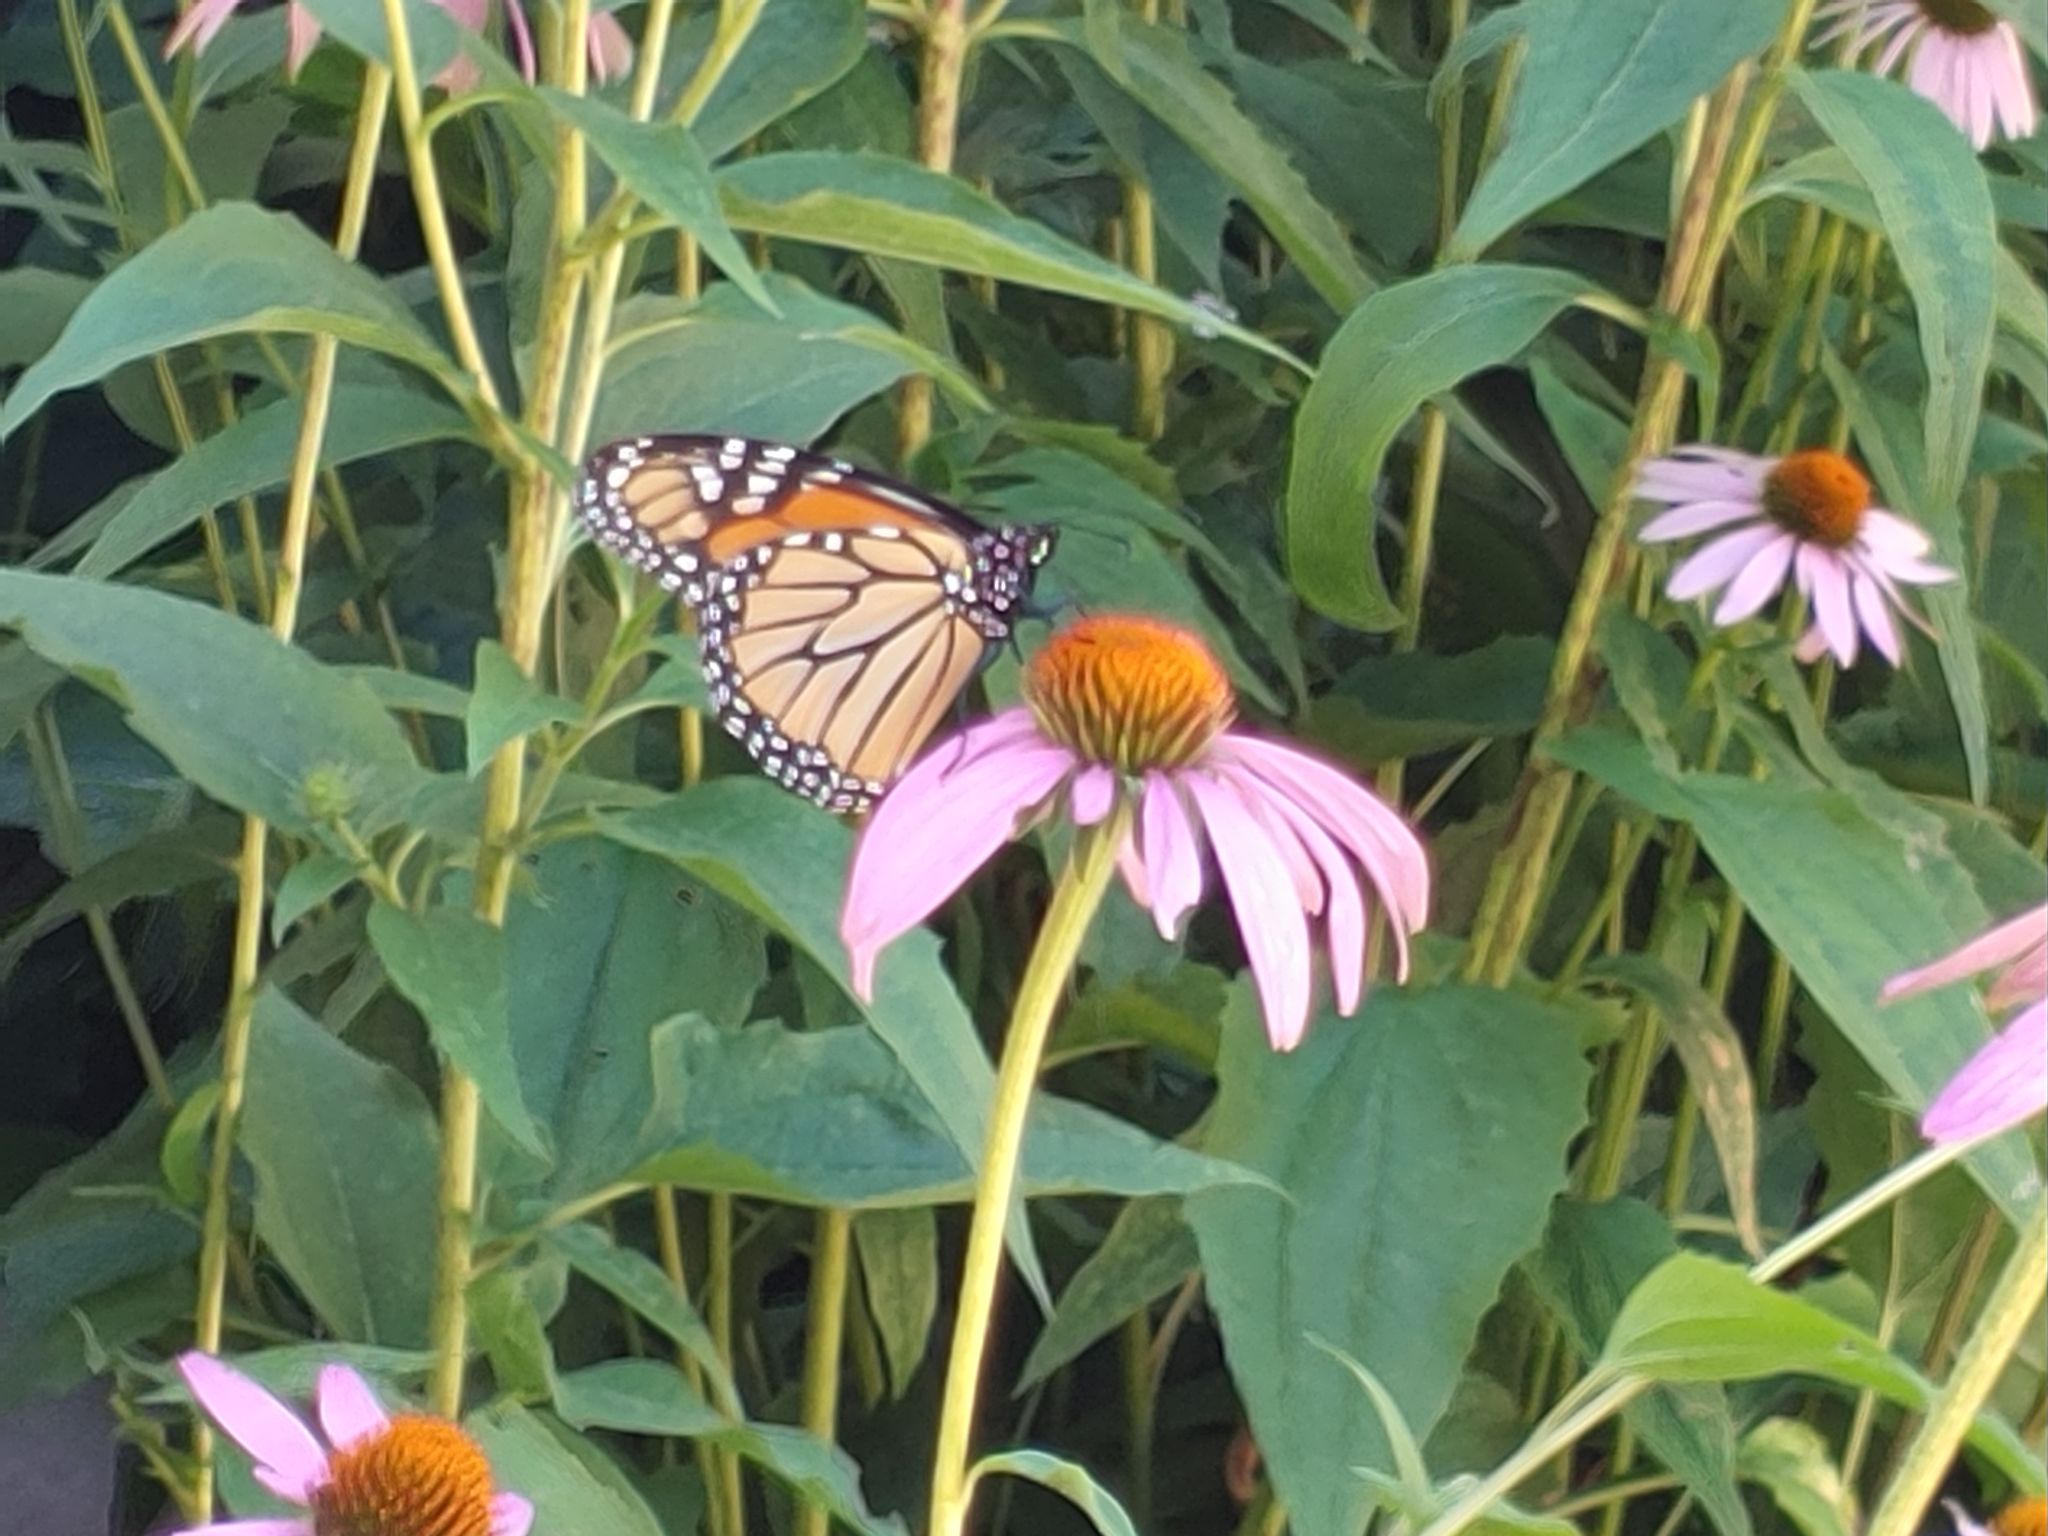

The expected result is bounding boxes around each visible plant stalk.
[799,1209,855,1536]
[900,0,971,462]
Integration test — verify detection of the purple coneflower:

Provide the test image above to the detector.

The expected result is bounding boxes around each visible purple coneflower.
[166,0,635,90]
[172,1352,531,1536]
[840,614,1431,1051]
[1634,445,1953,667]
[1883,903,2047,1143]
[1814,0,2039,149]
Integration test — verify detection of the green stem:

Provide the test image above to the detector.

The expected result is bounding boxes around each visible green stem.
[710,1190,747,1534]
[900,0,971,462]
[927,806,1133,1536]
[798,1209,855,1536]
[1121,1311,1157,1527]
[1867,1206,2048,1536]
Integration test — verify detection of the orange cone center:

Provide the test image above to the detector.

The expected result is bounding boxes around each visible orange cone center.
[1993,1498,2048,1536]
[1761,449,1869,549]
[1025,615,1235,773]
[311,1416,498,1536]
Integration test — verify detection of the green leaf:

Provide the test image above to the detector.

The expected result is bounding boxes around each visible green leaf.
[1312,635,1555,762]
[490,839,765,1203]
[1059,18,1373,309]
[1793,69,1998,801]
[854,1207,937,1399]
[716,152,1298,368]
[240,989,438,1345]
[1020,1196,1197,1390]
[627,1015,1257,1207]
[1585,955,1763,1257]
[467,1402,666,1536]
[1738,1418,1859,1536]
[967,1450,1141,1536]
[1452,0,1781,258]
[669,0,866,160]
[543,1222,731,1398]
[470,1265,560,1401]
[1283,265,1596,629]
[1527,1199,1750,1536]
[553,1361,909,1536]
[1602,1253,2042,1491]
[1549,729,2039,1219]
[0,571,428,836]
[44,382,470,580]
[365,903,545,1158]
[536,88,774,314]
[465,640,578,777]
[1188,983,1592,1536]
[0,203,462,441]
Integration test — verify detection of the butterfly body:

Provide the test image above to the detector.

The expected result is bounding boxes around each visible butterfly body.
[574,434,1054,812]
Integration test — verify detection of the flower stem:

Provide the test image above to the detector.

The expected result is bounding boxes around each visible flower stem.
[900,0,972,462]
[799,1208,855,1536]
[710,1189,747,1534]
[927,806,1133,1536]
[1866,1204,2048,1536]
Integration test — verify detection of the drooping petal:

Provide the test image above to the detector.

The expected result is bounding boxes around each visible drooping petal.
[1225,764,1370,1012]
[502,0,537,80]
[1850,571,1902,665]
[1069,764,1117,826]
[1138,772,1204,941]
[1806,549,1860,667]
[1883,904,2048,1002]
[1990,24,2039,141]
[1638,500,1764,543]
[169,1522,312,1535]
[315,1364,388,1452]
[1666,524,1782,602]
[1633,449,1771,504]
[163,0,245,58]
[1986,946,2048,1015]
[284,3,323,74]
[1207,735,1430,939]
[177,1354,328,1505]
[1182,773,1313,1050]
[1921,1000,2048,1144]
[491,1493,537,1536]
[587,11,635,83]
[1713,531,1797,624]
[840,710,1073,998]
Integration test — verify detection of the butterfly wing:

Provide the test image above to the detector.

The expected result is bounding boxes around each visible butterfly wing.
[573,434,1054,811]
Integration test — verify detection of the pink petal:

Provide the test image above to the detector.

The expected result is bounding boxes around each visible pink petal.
[1713,531,1797,624]
[1638,500,1764,543]
[1182,773,1313,1051]
[1858,509,1932,560]
[1069,765,1117,826]
[1666,524,1782,603]
[588,11,635,83]
[1794,625,1830,666]
[1986,947,2048,1015]
[1884,904,2048,1002]
[1851,572,1902,665]
[1138,772,1205,940]
[503,0,537,81]
[315,1365,387,1451]
[1922,1000,2048,1144]
[1226,765,1371,1010]
[1991,25,2038,141]
[1806,549,1860,667]
[170,1523,313,1535]
[163,0,243,58]
[177,1354,327,1504]
[1206,734,1431,938]
[1634,451,1771,504]
[284,4,322,74]
[1115,829,1151,910]
[492,1494,537,1536]
[840,710,1072,998]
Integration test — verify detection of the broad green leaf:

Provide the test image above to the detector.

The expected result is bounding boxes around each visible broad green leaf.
[471,1266,559,1401]
[1058,17,1373,309]
[1585,955,1763,1256]
[1602,1253,2043,1491]
[0,203,462,441]
[627,1015,1258,1207]
[365,903,545,1157]
[553,1361,908,1536]
[1549,728,2038,1219]
[240,989,438,1345]
[0,571,428,835]
[1312,635,1555,762]
[1020,1197,1197,1389]
[543,1223,731,1398]
[1738,1418,1859,1536]
[1283,265,1596,629]
[591,283,919,447]
[1527,1199,1750,1536]
[467,1402,666,1536]
[44,383,471,579]
[716,152,1297,367]
[1793,69,1997,802]
[286,0,466,79]
[967,1450,1140,1536]
[1188,983,1592,1536]
[488,839,764,1203]
[536,88,773,313]
[667,0,866,159]
[0,268,91,369]
[854,1207,938,1399]
[465,639,577,776]
[1453,0,1780,258]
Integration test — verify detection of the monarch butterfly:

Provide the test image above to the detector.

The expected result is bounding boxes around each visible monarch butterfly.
[573,434,1056,813]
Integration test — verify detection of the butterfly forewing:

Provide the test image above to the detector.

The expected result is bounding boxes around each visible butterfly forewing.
[573,434,1053,812]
